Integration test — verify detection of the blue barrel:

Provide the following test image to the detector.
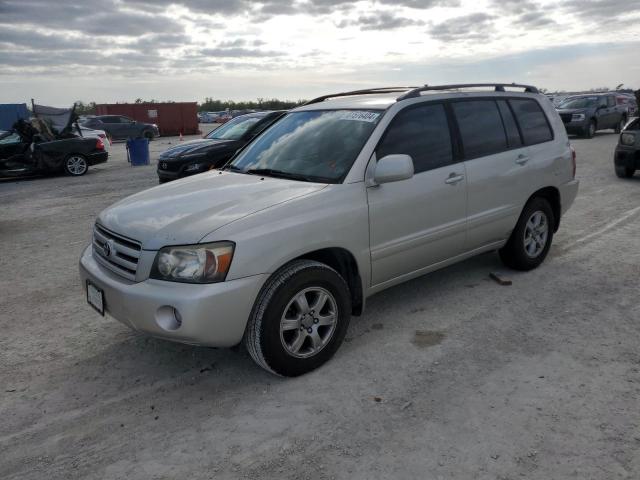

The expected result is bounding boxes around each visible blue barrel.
[126,138,150,166]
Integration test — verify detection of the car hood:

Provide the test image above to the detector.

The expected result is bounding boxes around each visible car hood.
[159,138,235,158]
[97,171,328,250]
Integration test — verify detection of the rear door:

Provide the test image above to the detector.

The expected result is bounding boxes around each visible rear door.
[454,99,533,250]
[367,102,467,286]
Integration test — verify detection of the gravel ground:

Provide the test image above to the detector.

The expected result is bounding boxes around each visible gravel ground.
[1,128,639,479]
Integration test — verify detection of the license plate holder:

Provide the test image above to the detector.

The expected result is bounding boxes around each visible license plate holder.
[86,280,105,316]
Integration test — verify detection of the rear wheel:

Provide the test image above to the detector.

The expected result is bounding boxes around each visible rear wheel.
[499,197,555,271]
[64,154,88,176]
[244,260,351,376]
[615,165,635,178]
[144,130,154,141]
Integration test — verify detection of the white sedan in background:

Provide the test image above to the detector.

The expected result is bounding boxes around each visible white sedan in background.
[76,126,111,151]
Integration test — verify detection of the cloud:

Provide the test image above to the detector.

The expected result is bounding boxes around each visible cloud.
[428,13,496,42]
[337,11,426,30]
[490,0,555,28]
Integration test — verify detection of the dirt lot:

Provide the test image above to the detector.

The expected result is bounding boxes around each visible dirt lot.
[1,129,639,479]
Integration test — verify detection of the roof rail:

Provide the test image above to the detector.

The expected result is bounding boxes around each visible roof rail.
[303,87,418,106]
[397,83,539,101]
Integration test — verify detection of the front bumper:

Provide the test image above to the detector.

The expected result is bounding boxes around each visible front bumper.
[614,145,640,170]
[79,245,267,347]
[562,120,589,135]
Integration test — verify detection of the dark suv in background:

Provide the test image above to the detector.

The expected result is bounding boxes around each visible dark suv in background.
[80,115,160,141]
[157,110,285,183]
[556,93,628,138]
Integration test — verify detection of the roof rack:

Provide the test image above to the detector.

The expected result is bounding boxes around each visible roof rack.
[303,87,418,106]
[397,83,539,101]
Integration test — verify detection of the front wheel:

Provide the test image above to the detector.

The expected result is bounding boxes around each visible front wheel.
[64,154,88,176]
[244,260,351,376]
[615,165,635,178]
[614,117,627,134]
[499,197,555,271]
[583,120,596,139]
[144,130,154,141]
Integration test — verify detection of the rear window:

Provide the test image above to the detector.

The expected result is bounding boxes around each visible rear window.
[497,100,523,148]
[452,100,508,159]
[509,99,553,145]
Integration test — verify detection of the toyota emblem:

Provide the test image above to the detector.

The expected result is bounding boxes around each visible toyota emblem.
[102,240,114,257]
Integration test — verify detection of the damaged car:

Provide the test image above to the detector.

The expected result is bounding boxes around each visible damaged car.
[0,104,108,178]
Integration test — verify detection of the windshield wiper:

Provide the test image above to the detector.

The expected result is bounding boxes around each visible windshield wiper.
[245,168,315,182]
[223,164,244,172]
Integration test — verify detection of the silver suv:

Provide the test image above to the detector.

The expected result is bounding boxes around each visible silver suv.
[80,83,579,376]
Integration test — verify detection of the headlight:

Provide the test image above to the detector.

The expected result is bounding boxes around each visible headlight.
[150,242,234,283]
[571,113,585,121]
[184,163,203,172]
[620,133,636,146]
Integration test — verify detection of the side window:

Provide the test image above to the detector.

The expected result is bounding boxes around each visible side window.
[119,116,133,123]
[377,103,452,174]
[598,97,607,108]
[509,99,553,145]
[452,100,508,159]
[101,116,119,124]
[497,100,523,148]
[607,96,615,108]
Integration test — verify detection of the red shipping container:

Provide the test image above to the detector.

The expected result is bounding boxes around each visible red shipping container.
[94,102,199,136]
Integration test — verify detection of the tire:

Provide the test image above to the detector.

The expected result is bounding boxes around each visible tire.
[144,130,154,141]
[583,120,596,139]
[499,197,555,271]
[614,117,627,134]
[615,165,635,178]
[244,259,352,377]
[64,154,88,176]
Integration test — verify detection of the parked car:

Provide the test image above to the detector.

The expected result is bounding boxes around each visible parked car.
[556,93,628,138]
[157,111,286,183]
[80,83,578,376]
[1,122,107,177]
[614,117,639,178]
[79,115,159,141]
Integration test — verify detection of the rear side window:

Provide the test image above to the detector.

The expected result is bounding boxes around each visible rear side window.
[497,101,523,148]
[509,99,553,145]
[452,100,508,159]
[377,103,452,174]
[607,96,615,107]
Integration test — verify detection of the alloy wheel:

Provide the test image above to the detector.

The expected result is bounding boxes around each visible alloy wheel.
[66,156,87,175]
[523,210,549,258]
[279,287,338,358]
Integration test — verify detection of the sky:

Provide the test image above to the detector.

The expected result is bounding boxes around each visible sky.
[0,0,639,106]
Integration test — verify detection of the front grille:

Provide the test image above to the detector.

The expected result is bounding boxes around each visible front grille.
[93,224,142,281]
[560,113,572,123]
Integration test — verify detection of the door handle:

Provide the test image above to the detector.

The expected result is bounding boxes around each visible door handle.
[516,154,529,165]
[445,173,464,185]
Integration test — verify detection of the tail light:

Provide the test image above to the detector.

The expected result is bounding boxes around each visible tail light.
[96,137,105,151]
[570,145,576,178]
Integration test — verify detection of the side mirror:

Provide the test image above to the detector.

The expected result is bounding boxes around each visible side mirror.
[374,154,414,184]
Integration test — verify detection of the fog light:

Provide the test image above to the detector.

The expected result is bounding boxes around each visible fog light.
[156,306,182,331]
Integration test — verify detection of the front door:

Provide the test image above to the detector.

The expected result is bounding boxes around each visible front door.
[367,103,467,286]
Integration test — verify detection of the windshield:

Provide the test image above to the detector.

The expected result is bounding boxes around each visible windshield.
[207,115,262,140]
[559,97,599,109]
[229,110,382,183]
[0,132,21,144]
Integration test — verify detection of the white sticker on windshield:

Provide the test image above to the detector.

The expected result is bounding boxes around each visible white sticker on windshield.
[335,111,380,123]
